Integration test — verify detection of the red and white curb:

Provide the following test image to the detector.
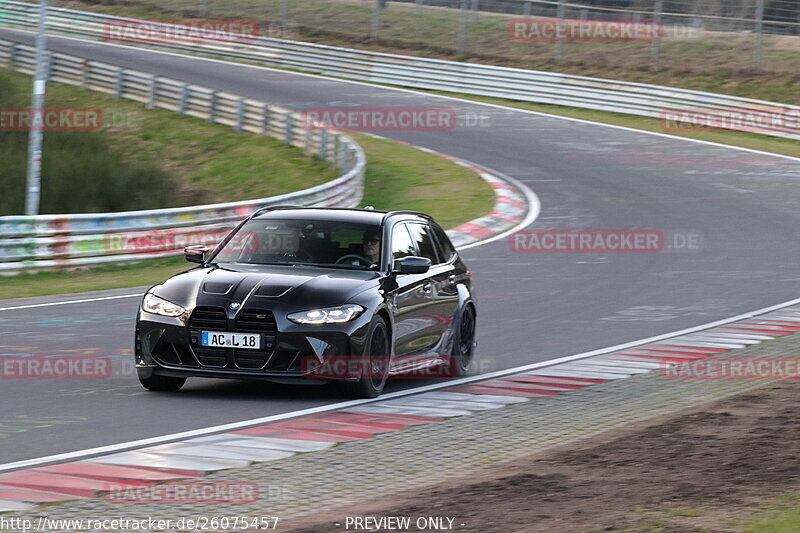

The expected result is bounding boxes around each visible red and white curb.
[2,305,800,512]
[428,154,529,249]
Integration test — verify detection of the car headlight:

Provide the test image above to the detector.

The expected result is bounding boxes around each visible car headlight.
[288,304,365,325]
[142,293,187,317]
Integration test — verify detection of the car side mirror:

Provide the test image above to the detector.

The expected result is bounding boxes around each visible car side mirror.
[393,256,431,275]
[184,245,209,264]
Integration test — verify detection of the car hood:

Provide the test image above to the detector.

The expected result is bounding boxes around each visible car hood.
[153,264,382,310]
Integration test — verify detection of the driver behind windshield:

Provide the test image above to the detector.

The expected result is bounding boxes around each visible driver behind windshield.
[361,230,381,267]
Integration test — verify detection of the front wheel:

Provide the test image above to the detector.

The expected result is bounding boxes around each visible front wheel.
[346,317,390,399]
[446,304,476,377]
[138,370,186,392]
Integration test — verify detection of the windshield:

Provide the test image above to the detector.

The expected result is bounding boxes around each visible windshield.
[212,218,383,270]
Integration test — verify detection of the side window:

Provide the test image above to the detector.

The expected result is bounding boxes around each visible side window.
[391,224,416,261]
[406,223,439,263]
[431,224,455,263]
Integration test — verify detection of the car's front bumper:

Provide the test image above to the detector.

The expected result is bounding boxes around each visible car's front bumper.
[135,305,373,383]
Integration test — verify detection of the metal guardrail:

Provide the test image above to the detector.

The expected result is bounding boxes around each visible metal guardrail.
[0,37,366,273]
[0,1,796,141]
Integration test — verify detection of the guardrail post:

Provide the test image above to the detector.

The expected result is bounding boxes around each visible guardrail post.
[81,59,89,89]
[334,134,341,167]
[208,90,218,123]
[554,0,565,61]
[523,1,531,18]
[114,67,124,99]
[8,43,17,68]
[280,0,289,30]
[341,142,350,171]
[283,111,293,145]
[178,83,189,115]
[43,51,53,82]
[304,126,312,155]
[754,0,764,69]
[370,0,381,42]
[319,128,328,160]
[651,0,663,65]
[415,0,423,16]
[457,0,468,55]
[148,76,158,109]
[261,104,270,134]
[235,97,245,132]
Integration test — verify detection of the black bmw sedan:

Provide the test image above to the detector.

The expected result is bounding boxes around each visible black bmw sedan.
[135,207,476,398]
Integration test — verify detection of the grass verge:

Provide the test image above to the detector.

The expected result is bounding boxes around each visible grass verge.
[0,69,173,214]
[0,134,495,299]
[353,133,494,230]
[0,257,186,300]
[0,67,339,214]
[741,493,800,533]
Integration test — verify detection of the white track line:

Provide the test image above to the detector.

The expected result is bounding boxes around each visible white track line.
[0,293,143,311]
[2,295,800,473]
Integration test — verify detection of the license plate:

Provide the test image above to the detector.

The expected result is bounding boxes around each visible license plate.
[200,331,261,350]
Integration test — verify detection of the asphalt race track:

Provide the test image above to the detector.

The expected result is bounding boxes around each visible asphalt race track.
[1,28,800,465]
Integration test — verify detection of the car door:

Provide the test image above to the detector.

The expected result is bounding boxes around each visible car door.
[388,222,439,365]
[406,222,459,355]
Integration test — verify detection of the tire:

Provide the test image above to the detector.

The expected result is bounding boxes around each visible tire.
[446,304,476,377]
[346,317,390,399]
[138,370,186,392]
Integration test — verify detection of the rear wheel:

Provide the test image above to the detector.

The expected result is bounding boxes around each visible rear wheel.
[446,305,476,377]
[346,318,390,399]
[138,370,186,392]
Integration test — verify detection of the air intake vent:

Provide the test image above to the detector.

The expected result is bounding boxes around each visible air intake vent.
[189,306,228,367]
[235,309,277,335]
[233,309,277,370]
[189,306,227,330]
[202,282,233,295]
[255,284,292,297]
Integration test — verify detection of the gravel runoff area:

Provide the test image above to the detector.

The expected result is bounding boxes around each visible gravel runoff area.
[4,331,800,532]
[288,378,800,533]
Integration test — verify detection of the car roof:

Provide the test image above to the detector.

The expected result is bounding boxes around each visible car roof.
[251,207,431,225]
